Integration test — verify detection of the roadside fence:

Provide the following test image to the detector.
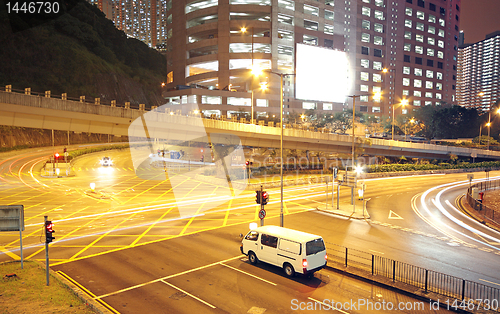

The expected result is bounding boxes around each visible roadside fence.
[326,242,500,312]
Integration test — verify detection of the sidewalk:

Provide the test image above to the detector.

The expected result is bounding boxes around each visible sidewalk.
[317,198,370,219]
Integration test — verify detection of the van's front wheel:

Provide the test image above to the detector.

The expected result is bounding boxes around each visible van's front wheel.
[284,263,295,277]
[248,252,258,265]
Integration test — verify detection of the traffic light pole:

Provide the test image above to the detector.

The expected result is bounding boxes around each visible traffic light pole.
[44,216,49,286]
[260,185,264,226]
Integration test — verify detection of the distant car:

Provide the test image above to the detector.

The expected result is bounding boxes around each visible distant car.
[100,157,112,166]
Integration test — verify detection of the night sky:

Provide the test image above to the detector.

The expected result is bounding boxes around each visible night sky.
[460,0,500,44]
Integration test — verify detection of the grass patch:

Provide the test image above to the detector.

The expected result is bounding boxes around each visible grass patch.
[0,261,97,314]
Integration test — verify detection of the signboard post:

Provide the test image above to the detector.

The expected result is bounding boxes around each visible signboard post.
[0,205,25,269]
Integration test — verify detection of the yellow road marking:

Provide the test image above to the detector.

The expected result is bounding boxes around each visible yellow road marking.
[160,280,216,308]
[57,271,120,314]
[179,182,207,236]
[223,197,233,226]
[95,255,243,300]
[220,263,277,285]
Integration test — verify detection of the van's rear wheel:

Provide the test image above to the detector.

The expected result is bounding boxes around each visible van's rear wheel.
[248,252,258,265]
[284,263,295,277]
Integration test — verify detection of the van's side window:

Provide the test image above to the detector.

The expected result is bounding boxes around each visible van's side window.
[245,231,259,241]
[278,239,301,255]
[261,234,278,248]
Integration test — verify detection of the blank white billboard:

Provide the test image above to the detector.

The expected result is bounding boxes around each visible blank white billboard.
[295,44,350,103]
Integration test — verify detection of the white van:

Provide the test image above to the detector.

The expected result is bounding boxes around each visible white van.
[240,225,327,277]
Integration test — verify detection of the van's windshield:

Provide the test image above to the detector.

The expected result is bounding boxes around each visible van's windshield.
[306,238,325,255]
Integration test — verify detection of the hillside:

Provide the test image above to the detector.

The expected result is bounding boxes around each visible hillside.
[0,0,166,107]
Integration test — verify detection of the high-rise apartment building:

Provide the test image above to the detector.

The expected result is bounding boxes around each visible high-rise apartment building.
[89,0,169,48]
[162,0,461,120]
[457,31,500,111]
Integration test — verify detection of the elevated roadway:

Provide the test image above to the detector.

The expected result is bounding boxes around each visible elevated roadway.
[1,90,498,160]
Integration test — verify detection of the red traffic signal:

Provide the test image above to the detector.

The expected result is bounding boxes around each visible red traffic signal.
[246,161,249,166]
[54,153,60,159]
[45,220,55,243]
[262,191,269,205]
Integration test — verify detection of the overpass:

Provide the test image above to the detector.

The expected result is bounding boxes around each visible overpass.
[0,90,498,160]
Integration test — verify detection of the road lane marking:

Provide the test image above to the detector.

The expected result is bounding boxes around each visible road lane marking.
[479,278,500,287]
[94,255,244,300]
[160,280,216,308]
[388,210,403,220]
[220,263,277,286]
[308,297,349,314]
[57,271,120,314]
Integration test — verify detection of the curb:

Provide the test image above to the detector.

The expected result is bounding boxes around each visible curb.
[33,261,114,314]
[323,263,480,314]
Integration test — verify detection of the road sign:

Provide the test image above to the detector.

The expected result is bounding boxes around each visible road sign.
[258,209,266,219]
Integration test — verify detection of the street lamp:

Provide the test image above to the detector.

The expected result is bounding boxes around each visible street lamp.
[382,68,397,140]
[266,70,295,227]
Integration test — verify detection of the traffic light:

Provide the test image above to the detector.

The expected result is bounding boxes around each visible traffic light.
[246,161,249,166]
[54,153,60,160]
[45,221,55,243]
[255,191,261,204]
[262,191,269,205]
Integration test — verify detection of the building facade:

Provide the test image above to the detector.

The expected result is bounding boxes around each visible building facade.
[162,0,461,121]
[457,31,500,111]
[89,0,169,48]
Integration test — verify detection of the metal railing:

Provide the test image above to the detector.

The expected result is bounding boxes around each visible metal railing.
[326,242,500,311]
[2,89,500,159]
[466,179,500,225]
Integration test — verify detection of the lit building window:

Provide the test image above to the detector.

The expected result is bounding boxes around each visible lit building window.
[374,36,383,45]
[360,85,369,92]
[304,4,319,16]
[325,10,334,20]
[428,14,436,23]
[415,46,423,54]
[373,73,382,82]
[404,43,411,51]
[373,61,382,70]
[414,68,422,76]
[374,23,384,33]
[414,100,421,106]
[403,66,410,75]
[416,11,424,20]
[405,19,412,28]
[426,70,434,78]
[416,22,424,31]
[361,72,369,81]
[428,26,436,34]
[403,78,410,86]
[416,34,423,42]
[374,10,384,20]
[405,7,412,16]
[425,92,433,98]
[361,59,370,68]
[414,79,422,88]
[362,20,370,29]
[303,102,316,109]
[426,81,433,89]
[428,37,435,45]
[362,7,370,16]
[405,31,412,39]
[414,90,421,97]
[361,33,370,43]
[427,48,435,56]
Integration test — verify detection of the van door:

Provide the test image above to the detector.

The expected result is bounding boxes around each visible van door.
[304,238,326,271]
[259,233,278,265]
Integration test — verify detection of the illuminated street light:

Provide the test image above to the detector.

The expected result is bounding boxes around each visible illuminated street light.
[264,70,295,227]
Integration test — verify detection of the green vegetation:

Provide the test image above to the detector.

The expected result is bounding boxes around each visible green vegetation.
[66,144,129,161]
[0,261,97,313]
[0,0,166,107]
[367,161,500,173]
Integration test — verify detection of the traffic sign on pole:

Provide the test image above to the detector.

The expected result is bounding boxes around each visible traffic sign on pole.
[258,209,266,219]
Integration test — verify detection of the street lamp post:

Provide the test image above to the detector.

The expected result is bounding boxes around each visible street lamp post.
[266,71,295,227]
[243,27,256,122]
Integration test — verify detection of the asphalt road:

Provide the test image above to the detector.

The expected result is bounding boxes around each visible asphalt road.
[1,147,500,313]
